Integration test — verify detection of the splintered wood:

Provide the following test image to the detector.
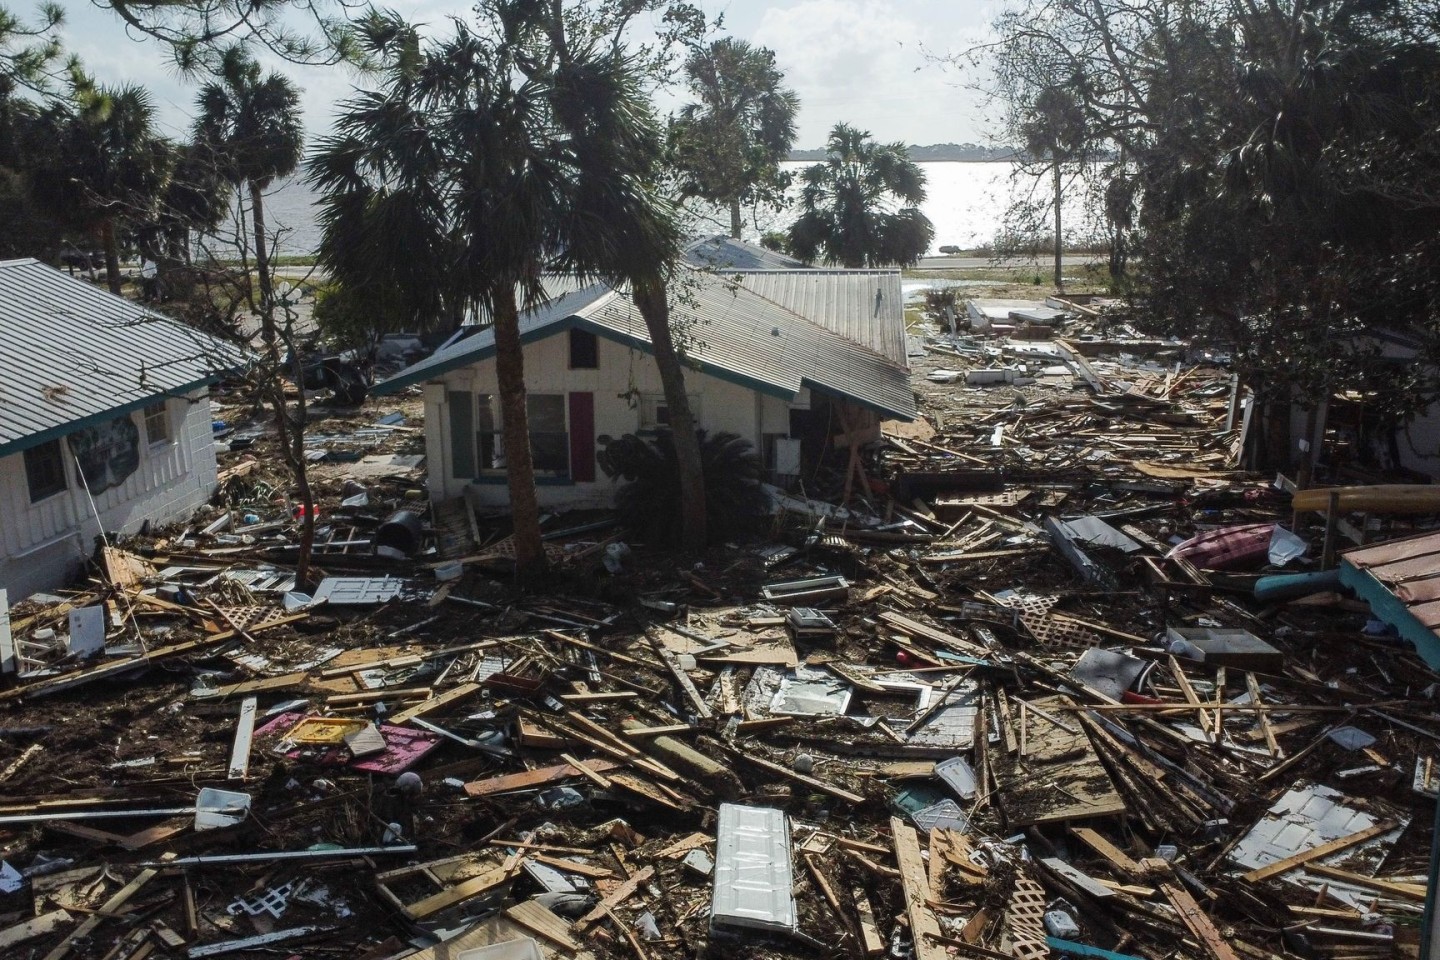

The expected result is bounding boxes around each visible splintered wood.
[988,694,1126,825]
[891,818,947,960]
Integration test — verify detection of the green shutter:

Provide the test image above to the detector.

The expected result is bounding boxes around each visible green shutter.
[448,391,474,478]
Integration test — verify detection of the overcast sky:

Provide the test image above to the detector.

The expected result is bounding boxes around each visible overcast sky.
[54,0,1001,148]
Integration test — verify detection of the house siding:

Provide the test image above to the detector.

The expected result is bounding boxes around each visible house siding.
[0,389,217,597]
[426,333,788,508]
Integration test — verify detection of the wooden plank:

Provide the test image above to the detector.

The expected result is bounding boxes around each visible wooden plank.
[406,863,518,919]
[1301,864,1427,900]
[1039,858,1114,899]
[1162,881,1240,960]
[531,854,615,879]
[227,696,258,781]
[0,910,71,949]
[853,886,886,957]
[43,858,168,960]
[560,753,614,789]
[574,864,654,932]
[891,817,947,960]
[1241,821,1397,883]
[731,749,865,805]
[804,853,858,950]
[878,611,990,658]
[1069,827,1142,876]
[390,682,482,724]
[505,900,581,952]
[1245,673,1282,758]
[0,742,41,783]
[464,759,622,797]
[0,615,307,702]
[646,634,713,720]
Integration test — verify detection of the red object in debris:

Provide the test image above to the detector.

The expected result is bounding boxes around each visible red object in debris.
[293,504,320,521]
[1121,690,1164,705]
[895,651,912,666]
[1167,521,1274,570]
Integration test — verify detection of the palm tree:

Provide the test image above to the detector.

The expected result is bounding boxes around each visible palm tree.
[1020,85,1088,290]
[672,38,799,239]
[313,5,708,571]
[192,45,303,348]
[30,78,172,293]
[192,47,312,581]
[788,123,934,268]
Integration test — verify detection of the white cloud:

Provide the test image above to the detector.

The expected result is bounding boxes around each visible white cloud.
[751,0,990,146]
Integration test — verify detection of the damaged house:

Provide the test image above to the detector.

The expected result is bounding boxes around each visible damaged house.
[0,259,239,596]
[373,248,916,509]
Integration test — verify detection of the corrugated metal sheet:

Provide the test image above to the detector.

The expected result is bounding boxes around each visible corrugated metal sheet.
[733,270,907,365]
[0,259,241,456]
[377,269,917,421]
[711,803,796,933]
[684,235,809,271]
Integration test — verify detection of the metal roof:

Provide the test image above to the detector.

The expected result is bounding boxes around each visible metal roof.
[684,236,810,271]
[375,269,916,421]
[1340,531,1440,667]
[730,269,907,365]
[0,259,243,457]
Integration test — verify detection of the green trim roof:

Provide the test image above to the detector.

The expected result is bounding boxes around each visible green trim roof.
[0,259,244,458]
[373,269,916,421]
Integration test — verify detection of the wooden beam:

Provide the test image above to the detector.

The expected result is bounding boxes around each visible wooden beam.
[1301,864,1427,900]
[1161,882,1240,960]
[1244,673,1282,758]
[891,817,947,960]
[646,634,712,720]
[227,696,257,781]
[43,857,170,960]
[730,749,865,805]
[574,865,654,933]
[1241,821,1396,883]
[1069,828,1142,877]
[390,682,482,724]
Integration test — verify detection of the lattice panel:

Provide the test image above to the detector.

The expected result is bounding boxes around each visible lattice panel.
[993,593,1060,617]
[1004,874,1050,960]
[215,604,282,632]
[472,536,569,564]
[1020,613,1103,651]
[937,490,1034,511]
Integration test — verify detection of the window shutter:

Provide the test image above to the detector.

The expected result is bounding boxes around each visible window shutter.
[448,391,475,478]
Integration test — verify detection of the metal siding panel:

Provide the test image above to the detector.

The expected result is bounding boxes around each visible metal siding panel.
[712,803,796,932]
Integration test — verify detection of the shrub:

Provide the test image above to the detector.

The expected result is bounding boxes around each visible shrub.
[598,431,771,545]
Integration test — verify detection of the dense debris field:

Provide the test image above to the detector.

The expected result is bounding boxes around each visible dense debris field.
[3,300,1440,960]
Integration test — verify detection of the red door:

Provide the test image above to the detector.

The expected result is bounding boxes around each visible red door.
[568,392,595,482]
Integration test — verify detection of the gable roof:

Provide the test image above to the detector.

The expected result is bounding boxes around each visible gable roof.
[0,259,244,458]
[728,270,906,365]
[375,269,916,421]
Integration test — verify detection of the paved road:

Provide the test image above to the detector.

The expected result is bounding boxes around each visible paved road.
[912,254,1106,271]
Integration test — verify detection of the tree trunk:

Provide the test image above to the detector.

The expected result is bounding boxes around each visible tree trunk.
[729,197,743,240]
[1053,162,1064,291]
[101,219,122,295]
[633,276,707,552]
[251,178,316,586]
[250,180,278,363]
[492,290,547,576]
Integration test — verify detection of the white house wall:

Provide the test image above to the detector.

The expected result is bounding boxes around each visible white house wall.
[0,390,218,598]
[427,332,795,508]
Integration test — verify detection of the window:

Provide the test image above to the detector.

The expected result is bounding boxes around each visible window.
[525,394,569,474]
[143,401,170,446]
[453,393,567,477]
[24,439,67,502]
[569,328,599,369]
[639,394,702,433]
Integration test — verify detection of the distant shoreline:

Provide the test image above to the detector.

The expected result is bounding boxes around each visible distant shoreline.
[787,147,1018,163]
